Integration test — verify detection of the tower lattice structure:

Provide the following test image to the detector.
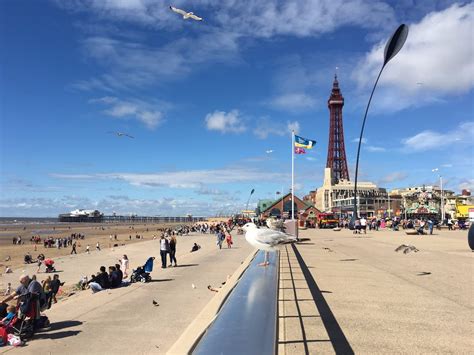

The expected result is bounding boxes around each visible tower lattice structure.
[326,74,350,182]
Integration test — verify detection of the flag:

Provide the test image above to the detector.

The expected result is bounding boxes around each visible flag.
[294,147,306,154]
[294,135,316,149]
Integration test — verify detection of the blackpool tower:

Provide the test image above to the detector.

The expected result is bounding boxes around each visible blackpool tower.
[326,74,350,182]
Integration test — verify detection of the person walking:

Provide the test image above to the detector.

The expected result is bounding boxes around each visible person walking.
[169,236,177,267]
[96,242,101,251]
[86,244,90,254]
[226,233,233,248]
[71,242,77,255]
[427,218,434,235]
[120,255,129,278]
[42,276,53,309]
[50,274,64,304]
[160,236,169,268]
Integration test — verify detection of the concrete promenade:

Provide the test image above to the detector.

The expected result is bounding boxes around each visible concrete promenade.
[1,232,254,354]
[278,227,473,354]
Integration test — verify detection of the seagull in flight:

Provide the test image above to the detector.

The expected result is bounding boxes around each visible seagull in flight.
[266,150,274,154]
[108,131,134,139]
[242,222,297,266]
[169,6,203,21]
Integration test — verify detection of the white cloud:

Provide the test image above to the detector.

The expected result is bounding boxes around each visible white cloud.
[352,137,367,144]
[91,96,164,129]
[269,93,317,112]
[401,121,474,152]
[52,168,289,189]
[205,110,246,134]
[253,119,300,139]
[352,3,474,111]
[379,171,408,184]
[365,145,386,152]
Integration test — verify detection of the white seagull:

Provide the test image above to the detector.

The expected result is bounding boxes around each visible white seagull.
[108,131,134,139]
[266,150,274,154]
[169,6,203,21]
[242,222,297,266]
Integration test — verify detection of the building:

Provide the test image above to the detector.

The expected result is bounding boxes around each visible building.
[391,185,454,220]
[315,168,388,217]
[313,76,388,218]
[258,193,320,224]
[326,74,350,182]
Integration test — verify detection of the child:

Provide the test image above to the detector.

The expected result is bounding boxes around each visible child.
[4,283,11,296]
[1,305,16,325]
[86,245,90,254]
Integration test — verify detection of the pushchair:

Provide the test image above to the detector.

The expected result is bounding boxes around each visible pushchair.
[9,293,50,341]
[44,259,56,273]
[130,257,154,283]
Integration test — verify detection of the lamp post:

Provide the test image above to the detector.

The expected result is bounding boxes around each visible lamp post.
[350,24,409,228]
[432,168,444,222]
[245,188,255,212]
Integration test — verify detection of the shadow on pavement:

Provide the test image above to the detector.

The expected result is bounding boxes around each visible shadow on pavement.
[149,278,174,283]
[37,320,83,332]
[176,264,198,268]
[34,330,81,340]
[291,243,354,355]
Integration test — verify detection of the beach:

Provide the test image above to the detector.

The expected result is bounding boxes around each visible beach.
[0,222,190,281]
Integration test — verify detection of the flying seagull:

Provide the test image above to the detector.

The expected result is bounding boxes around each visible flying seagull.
[266,150,274,154]
[169,6,203,21]
[242,222,297,266]
[108,131,134,139]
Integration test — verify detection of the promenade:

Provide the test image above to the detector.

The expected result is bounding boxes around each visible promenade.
[0,232,254,354]
[279,227,473,354]
[1,227,472,354]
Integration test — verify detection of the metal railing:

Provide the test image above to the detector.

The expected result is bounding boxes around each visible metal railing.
[192,250,280,355]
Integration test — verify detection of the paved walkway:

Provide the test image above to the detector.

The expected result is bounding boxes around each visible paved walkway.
[1,233,254,354]
[278,228,473,354]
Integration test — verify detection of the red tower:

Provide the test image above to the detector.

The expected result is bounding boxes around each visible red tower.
[326,74,350,182]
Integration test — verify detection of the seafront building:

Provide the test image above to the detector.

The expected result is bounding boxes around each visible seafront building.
[311,75,387,217]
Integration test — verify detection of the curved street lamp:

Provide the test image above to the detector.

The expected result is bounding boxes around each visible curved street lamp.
[351,24,409,227]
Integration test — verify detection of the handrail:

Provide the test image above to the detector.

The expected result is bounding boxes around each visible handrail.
[192,250,280,355]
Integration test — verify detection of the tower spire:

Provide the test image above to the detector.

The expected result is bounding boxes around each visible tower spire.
[326,75,350,182]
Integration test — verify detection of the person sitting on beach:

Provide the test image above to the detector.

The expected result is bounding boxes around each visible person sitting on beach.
[114,264,123,284]
[87,266,109,293]
[108,266,121,288]
[191,243,201,252]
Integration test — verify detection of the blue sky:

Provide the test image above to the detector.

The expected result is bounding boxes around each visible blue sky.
[0,0,473,217]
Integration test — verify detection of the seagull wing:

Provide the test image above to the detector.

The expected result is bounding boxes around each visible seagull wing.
[170,6,187,16]
[188,13,203,21]
[125,134,134,139]
[252,229,296,247]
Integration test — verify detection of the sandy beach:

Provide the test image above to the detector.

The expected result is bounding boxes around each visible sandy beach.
[0,222,191,282]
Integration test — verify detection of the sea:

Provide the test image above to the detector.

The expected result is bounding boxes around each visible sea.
[0,217,59,226]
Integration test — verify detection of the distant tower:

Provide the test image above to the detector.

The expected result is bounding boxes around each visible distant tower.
[326,74,350,182]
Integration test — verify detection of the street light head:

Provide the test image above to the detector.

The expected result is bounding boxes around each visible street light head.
[383,24,409,67]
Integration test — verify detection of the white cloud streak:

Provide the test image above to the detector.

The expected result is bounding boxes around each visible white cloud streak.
[401,121,474,152]
[352,3,474,111]
[51,168,289,189]
[90,96,165,129]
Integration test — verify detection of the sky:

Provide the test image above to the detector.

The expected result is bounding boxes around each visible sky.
[0,0,473,217]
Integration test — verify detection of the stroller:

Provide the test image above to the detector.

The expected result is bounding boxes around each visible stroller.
[44,259,56,273]
[130,257,154,283]
[8,293,50,341]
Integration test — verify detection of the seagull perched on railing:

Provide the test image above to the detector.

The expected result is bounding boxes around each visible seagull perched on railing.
[108,131,134,139]
[242,222,297,266]
[169,6,203,21]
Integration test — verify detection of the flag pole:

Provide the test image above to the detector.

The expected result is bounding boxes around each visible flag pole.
[291,130,295,221]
